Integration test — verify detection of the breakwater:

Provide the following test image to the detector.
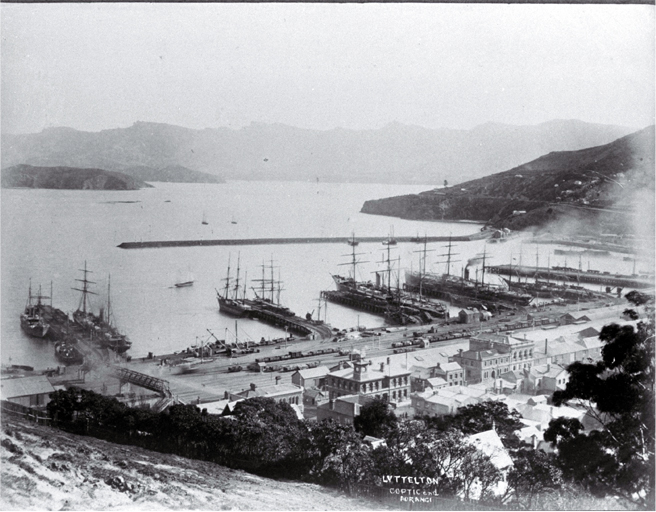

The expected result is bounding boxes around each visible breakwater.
[117,232,491,249]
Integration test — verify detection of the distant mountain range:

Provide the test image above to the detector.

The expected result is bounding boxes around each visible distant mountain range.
[361,126,655,233]
[1,164,154,190]
[1,120,636,185]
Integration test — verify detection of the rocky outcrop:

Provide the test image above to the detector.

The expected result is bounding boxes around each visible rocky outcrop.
[1,165,152,190]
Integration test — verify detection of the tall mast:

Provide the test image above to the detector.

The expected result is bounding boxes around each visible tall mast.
[270,255,275,302]
[107,274,112,325]
[223,254,232,298]
[243,271,248,301]
[233,253,241,300]
[436,236,459,277]
[72,261,97,314]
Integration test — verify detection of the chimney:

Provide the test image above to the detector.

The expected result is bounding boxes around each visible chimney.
[380,362,385,372]
[329,399,335,410]
[250,383,257,391]
[545,338,548,354]
[275,376,281,384]
[224,390,230,399]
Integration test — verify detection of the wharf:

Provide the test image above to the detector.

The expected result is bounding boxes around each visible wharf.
[528,238,635,255]
[487,264,654,289]
[247,308,334,339]
[117,232,491,250]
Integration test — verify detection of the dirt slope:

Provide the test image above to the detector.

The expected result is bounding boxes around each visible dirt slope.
[1,418,383,511]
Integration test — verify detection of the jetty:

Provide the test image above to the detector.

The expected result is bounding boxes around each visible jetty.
[117,232,491,250]
[486,264,655,289]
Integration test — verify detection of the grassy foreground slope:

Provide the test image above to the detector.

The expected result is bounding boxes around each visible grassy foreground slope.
[0,418,381,511]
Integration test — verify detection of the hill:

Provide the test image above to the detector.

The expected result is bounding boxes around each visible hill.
[1,164,152,190]
[1,120,634,185]
[0,417,380,511]
[361,126,655,234]
[119,164,224,183]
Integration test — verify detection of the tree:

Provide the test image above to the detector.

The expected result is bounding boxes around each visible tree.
[309,420,373,492]
[404,428,501,500]
[507,449,563,509]
[353,397,398,440]
[545,296,654,509]
[423,401,524,449]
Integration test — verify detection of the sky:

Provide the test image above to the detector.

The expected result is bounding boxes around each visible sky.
[1,3,654,134]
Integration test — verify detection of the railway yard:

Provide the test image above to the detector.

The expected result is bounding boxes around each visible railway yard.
[50,294,629,408]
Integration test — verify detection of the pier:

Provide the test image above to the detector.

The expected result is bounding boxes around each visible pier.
[486,264,655,289]
[117,232,491,250]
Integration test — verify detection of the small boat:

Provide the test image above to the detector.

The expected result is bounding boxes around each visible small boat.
[54,341,84,365]
[175,281,194,288]
[174,269,195,288]
[202,212,209,225]
[231,216,237,225]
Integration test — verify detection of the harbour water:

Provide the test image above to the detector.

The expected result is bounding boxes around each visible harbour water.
[2,180,644,370]
[1,181,480,369]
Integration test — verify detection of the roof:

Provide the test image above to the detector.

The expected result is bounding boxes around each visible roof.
[426,377,448,387]
[296,366,330,380]
[1,375,55,399]
[438,362,462,372]
[237,383,302,399]
[304,388,326,398]
[529,363,567,379]
[466,430,513,469]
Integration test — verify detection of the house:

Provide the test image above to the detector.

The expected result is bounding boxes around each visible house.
[316,393,372,425]
[364,435,387,449]
[291,366,330,389]
[226,383,303,408]
[456,333,536,384]
[303,387,328,406]
[325,354,411,404]
[0,375,55,408]
[459,308,481,324]
[411,385,487,417]
[465,429,514,498]
[525,363,568,394]
[433,361,464,386]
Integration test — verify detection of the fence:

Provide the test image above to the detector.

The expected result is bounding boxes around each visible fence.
[1,400,50,426]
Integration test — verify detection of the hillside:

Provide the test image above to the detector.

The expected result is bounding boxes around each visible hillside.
[1,120,634,185]
[119,164,224,184]
[1,165,152,190]
[361,126,655,234]
[0,417,381,511]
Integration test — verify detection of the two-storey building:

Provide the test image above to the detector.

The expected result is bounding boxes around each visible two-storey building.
[325,355,411,404]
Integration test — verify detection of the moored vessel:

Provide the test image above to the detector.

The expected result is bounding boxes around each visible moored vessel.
[20,281,51,338]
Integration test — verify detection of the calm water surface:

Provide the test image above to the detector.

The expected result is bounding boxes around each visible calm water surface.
[2,181,639,369]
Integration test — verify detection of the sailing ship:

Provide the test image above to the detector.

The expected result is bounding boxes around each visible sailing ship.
[72,263,132,354]
[20,281,51,338]
[404,239,533,308]
[322,234,448,325]
[216,254,252,317]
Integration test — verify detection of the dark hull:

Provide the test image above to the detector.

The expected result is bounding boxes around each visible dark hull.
[404,271,533,307]
[217,296,250,317]
[54,341,84,365]
[175,281,194,288]
[20,316,50,338]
